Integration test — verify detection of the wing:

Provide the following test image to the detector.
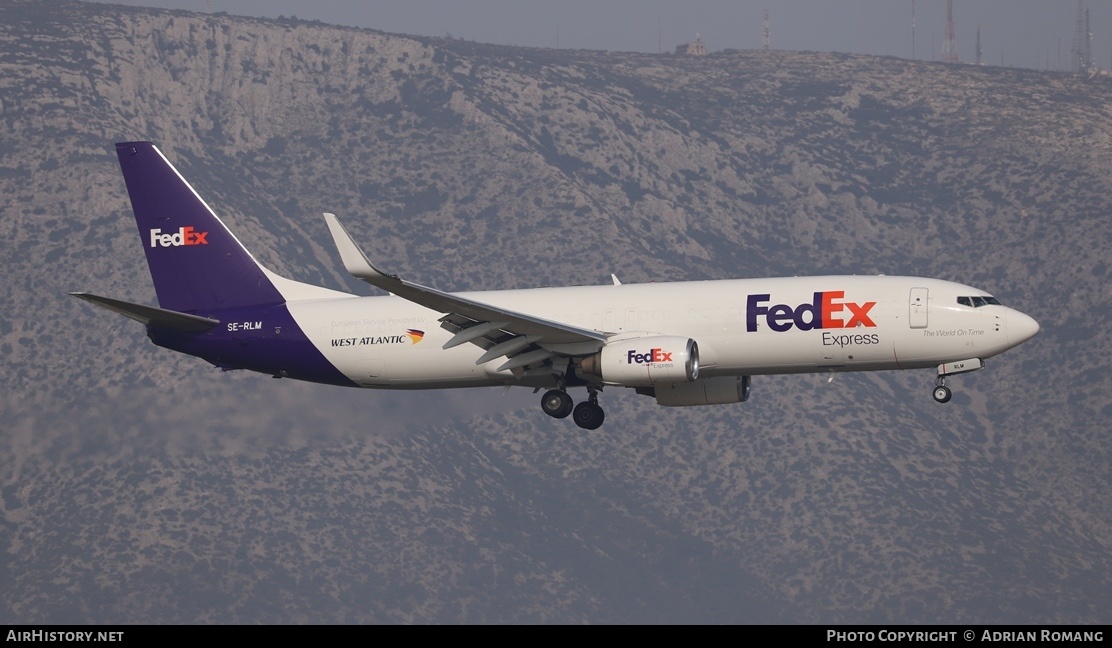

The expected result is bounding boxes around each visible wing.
[323,213,606,373]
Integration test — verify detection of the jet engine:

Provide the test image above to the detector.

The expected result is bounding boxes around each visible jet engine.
[578,336,698,387]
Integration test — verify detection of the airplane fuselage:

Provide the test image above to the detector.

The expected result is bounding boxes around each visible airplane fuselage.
[151,275,1034,391]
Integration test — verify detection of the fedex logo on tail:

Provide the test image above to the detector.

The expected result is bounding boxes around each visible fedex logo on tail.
[627,348,673,364]
[150,226,208,248]
[746,291,876,332]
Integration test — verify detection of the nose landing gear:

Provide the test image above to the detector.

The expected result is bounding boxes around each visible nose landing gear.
[932,357,984,403]
[932,379,952,404]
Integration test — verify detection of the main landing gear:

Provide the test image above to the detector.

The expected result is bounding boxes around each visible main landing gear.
[540,386,605,430]
[541,388,574,419]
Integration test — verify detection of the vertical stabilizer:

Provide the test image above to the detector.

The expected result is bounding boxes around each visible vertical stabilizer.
[116,141,329,312]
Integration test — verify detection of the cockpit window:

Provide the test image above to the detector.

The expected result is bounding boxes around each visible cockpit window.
[958,296,1002,308]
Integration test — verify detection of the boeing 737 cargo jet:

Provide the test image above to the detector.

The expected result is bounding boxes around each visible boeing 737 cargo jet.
[72,142,1040,429]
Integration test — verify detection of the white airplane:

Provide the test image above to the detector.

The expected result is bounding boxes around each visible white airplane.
[73,142,1040,429]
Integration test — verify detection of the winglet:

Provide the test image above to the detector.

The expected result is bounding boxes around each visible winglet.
[323,213,399,286]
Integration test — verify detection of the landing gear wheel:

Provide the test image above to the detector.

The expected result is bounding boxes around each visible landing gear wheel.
[572,401,605,430]
[541,389,574,419]
[933,385,952,403]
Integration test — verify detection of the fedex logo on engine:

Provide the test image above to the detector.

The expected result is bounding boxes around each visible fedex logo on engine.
[149,226,208,248]
[627,348,673,364]
[746,291,877,332]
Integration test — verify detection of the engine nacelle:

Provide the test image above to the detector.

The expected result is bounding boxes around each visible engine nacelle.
[579,336,699,387]
[654,375,752,407]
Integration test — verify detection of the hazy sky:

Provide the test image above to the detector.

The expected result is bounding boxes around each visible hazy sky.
[95,0,1110,72]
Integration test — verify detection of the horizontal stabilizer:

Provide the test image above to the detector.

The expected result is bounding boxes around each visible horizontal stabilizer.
[70,292,220,332]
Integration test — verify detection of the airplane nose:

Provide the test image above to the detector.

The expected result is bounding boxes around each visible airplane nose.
[1007,309,1040,346]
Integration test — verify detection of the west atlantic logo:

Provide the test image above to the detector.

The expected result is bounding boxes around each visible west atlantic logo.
[332,329,425,347]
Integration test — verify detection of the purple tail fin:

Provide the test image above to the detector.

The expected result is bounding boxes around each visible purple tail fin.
[115,141,285,313]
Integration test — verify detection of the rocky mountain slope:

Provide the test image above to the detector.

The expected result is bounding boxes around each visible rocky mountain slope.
[1,0,1109,623]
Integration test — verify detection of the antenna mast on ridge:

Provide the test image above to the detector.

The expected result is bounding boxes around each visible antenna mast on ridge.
[941,0,959,63]
[911,0,916,60]
[763,8,771,51]
[1072,0,1094,74]
[975,24,982,65]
